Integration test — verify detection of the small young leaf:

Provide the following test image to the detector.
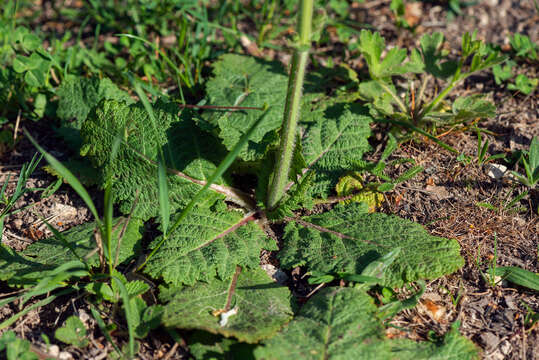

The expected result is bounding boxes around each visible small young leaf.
[357,30,423,80]
[0,331,39,360]
[335,172,384,212]
[492,61,515,85]
[55,316,89,348]
[510,33,538,60]
[507,74,538,95]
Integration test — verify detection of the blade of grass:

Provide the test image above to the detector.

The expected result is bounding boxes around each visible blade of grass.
[118,34,193,89]
[375,118,459,154]
[90,305,122,356]
[104,135,122,273]
[103,182,114,273]
[489,266,539,291]
[0,289,74,330]
[20,260,89,305]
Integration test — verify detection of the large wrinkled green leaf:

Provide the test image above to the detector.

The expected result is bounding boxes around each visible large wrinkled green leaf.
[301,103,372,198]
[254,287,384,359]
[280,203,464,287]
[199,54,288,161]
[160,267,293,343]
[144,203,276,286]
[0,218,142,285]
[57,76,132,128]
[80,100,227,219]
[255,287,478,360]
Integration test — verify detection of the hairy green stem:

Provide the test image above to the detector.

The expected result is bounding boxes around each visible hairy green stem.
[267,0,313,210]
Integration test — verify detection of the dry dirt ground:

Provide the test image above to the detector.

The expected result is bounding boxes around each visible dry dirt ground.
[1,0,538,359]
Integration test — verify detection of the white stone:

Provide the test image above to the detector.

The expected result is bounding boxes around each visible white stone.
[58,351,73,360]
[48,345,60,356]
[487,163,507,180]
[261,264,288,284]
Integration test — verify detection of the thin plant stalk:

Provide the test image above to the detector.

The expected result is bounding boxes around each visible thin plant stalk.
[267,0,313,210]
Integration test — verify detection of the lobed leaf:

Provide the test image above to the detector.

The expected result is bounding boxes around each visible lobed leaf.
[279,203,464,287]
[451,96,496,121]
[55,316,89,347]
[159,267,293,343]
[420,33,458,79]
[357,30,424,80]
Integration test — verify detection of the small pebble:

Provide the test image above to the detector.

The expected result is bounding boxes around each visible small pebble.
[58,351,73,360]
[48,345,60,357]
[499,340,512,355]
[261,264,288,285]
[12,218,23,230]
[486,163,507,180]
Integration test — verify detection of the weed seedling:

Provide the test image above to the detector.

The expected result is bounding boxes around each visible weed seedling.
[511,136,539,188]
[351,30,504,152]
[0,153,46,239]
